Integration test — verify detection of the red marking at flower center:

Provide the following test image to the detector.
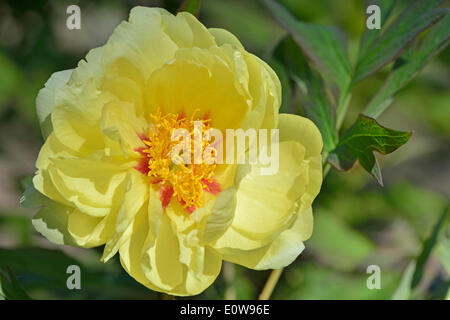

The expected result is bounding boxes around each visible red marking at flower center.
[159,185,174,210]
[202,178,222,195]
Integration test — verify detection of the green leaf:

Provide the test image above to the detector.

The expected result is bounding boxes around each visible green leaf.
[0,267,31,300]
[0,247,156,299]
[359,0,397,59]
[353,0,446,83]
[327,114,412,185]
[411,207,449,289]
[19,175,33,192]
[261,0,351,96]
[437,227,450,275]
[365,12,450,118]
[0,53,22,110]
[392,261,415,300]
[0,215,31,246]
[178,0,201,17]
[0,248,80,292]
[278,263,396,300]
[308,209,375,271]
[273,36,338,151]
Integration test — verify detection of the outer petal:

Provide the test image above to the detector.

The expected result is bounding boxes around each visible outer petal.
[234,52,281,132]
[209,28,281,131]
[101,7,178,82]
[209,28,244,49]
[45,158,129,217]
[140,214,222,296]
[101,170,149,261]
[212,141,308,251]
[119,189,222,296]
[120,209,221,295]
[50,47,111,156]
[211,114,322,267]
[220,207,312,270]
[36,69,73,138]
[22,184,76,246]
[67,209,117,247]
[279,113,323,157]
[22,182,117,249]
[278,114,323,213]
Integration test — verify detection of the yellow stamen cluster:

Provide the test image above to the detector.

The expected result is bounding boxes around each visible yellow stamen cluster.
[142,109,217,209]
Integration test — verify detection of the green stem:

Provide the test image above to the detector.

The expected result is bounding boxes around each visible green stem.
[258,269,283,300]
[223,262,236,300]
[336,89,352,130]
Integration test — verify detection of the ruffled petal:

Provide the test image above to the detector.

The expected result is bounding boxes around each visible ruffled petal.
[220,207,313,270]
[278,113,323,157]
[213,141,309,251]
[101,101,147,157]
[67,209,117,247]
[101,171,149,261]
[49,49,110,156]
[22,184,77,246]
[203,186,236,243]
[209,28,244,49]
[212,114,322,261]
[278,114,323,213]
[45,158,129,217]
[120,210,221,296]
[101,7,178,82]
[144,49,249,131]
[36,69,73,138]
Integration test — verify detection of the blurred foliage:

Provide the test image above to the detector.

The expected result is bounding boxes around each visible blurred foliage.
[0,0,448,300]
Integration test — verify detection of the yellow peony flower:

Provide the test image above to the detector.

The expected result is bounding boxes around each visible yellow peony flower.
[23,7,323,296]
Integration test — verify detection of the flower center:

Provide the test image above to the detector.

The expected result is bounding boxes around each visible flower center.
[135,109,221,212]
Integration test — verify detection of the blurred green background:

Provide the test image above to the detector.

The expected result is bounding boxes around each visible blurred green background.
[0,0,448,299]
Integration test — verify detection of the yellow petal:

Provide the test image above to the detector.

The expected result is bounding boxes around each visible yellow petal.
[101,76,146,119]
[47,158,128,217]
[279,113,323,212]
[145,51,249,131]
[203,186,236,243]
[209,28,244,49]
[36,69,73,138]
[278,113,323,157]
[101,101,147,157]
[213,114,322,265]
[35,132,79,170]
[182,247,222,296]
[23,185,77,246]
[67,209,117,248]
[102,7,178,81]
[213,141,308,251]
[50,90,106,155]
[33,133,80,206]
[239,52,280,131]
[102,171,149,262]
[131,7,215,49]
[119,207,155,288]
[48,47,108,155]
[221,207,313,270]
[120,208,222,296]
[176,11,215,48]
[141,214,184,291]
